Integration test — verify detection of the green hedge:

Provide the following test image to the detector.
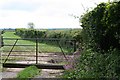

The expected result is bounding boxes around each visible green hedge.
[15,28,82,41]
[81,2,120,51]
[15,28,46,38]
[62,1,120,79]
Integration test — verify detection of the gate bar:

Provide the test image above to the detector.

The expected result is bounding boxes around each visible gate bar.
[3,38,75,41]
[58,41,68,61]
[4,45,35,46]
[4,39,18,63]
[3,63,64,69]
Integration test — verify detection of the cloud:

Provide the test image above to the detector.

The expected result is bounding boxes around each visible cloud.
[0,0,42,12]
[0,0,108,29]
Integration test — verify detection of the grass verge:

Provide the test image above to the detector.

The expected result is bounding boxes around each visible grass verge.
[17,66,41,80]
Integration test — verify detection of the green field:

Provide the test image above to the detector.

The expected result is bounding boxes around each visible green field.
[2,31,73,53]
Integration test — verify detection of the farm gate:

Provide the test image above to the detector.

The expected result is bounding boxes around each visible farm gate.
[1,37,77,69]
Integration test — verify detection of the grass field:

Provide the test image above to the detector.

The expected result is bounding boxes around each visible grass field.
[2,31,73,53]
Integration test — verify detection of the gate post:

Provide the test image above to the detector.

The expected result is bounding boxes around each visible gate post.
[35,31,38,64]
[0,30,4,48]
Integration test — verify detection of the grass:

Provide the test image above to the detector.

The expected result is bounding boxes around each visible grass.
[2,31,73,53]
[2,31,20,38]
[17,66,41,79]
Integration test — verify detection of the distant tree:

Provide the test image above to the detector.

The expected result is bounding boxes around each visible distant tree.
[28,22,34,29]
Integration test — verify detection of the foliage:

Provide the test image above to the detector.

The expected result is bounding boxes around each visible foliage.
[15,28,82,41]
[15,28,46,38]
[80,2,120,51]
[62,1,120,79]
[63,48,120,79]
[17,66,41,80]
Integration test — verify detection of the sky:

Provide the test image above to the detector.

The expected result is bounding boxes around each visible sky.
[0,0,108,29]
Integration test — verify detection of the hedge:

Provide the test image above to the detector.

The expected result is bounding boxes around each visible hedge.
[80,2,120,51]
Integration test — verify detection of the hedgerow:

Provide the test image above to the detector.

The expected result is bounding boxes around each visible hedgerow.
[15,28,46,38]
[15,28,82,41]
[62,1,120,79]
[81,2,120,51]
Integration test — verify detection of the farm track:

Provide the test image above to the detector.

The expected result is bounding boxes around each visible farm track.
[2,53,73,78]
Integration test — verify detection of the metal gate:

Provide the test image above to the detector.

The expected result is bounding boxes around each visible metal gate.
[2,37,76,69]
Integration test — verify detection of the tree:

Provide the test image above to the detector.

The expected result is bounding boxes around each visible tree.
[28,22,34,29]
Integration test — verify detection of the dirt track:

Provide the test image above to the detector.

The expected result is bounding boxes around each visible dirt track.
[2,53,73,78]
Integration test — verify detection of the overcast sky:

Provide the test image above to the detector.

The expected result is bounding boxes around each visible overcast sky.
[0,0,108,29]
